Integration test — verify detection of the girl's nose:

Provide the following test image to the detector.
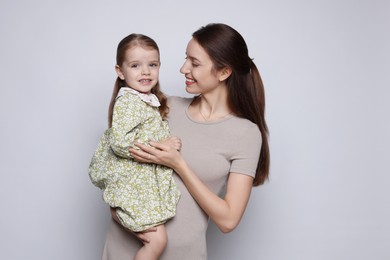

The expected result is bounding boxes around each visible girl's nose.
[142,66,150,75]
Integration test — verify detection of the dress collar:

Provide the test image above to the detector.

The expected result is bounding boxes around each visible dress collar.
[117,87,161,107]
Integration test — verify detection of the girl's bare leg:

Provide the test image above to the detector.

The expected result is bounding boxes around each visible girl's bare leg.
[134,224,167,260]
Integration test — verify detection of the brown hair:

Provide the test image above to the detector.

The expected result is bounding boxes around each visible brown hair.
[108,34,168,127]
[192,23,270,186]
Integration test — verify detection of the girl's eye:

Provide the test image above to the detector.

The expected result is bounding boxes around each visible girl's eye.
[150,63,158,67]
[131,64,139,68]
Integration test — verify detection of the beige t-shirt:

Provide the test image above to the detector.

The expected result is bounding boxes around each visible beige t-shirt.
[102,96,262,260]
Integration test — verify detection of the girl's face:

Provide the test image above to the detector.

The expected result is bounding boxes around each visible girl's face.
[115,46,160,93]
[180,38,225,95]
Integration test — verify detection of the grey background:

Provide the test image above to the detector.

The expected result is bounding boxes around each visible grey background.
[0,0,389,259]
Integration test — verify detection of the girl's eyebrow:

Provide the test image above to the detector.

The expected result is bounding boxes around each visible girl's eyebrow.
[127,59,159,64]
[126,60,140,64]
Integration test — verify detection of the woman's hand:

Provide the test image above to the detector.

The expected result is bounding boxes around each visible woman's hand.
[109,207,156,244]
[160,136,182,151]
[129,141,184,170]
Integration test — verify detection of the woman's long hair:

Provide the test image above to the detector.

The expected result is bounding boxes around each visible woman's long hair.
[192,23,270,186]
[108,34,168,127]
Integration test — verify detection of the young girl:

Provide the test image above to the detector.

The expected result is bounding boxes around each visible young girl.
[89,34,180,260]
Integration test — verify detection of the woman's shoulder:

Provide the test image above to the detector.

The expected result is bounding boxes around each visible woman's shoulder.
[229,116,262,138]
[167,95,193,107]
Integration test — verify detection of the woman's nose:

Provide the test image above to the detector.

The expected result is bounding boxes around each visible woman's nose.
[180,62,189,74]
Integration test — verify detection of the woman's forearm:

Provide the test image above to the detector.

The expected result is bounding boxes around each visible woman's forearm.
[174,160,252,233]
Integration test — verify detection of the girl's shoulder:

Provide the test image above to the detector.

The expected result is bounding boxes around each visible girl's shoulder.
[116,88,139,101]
[115,89,145,107]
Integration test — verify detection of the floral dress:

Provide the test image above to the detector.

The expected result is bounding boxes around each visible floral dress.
[89,87,180,232]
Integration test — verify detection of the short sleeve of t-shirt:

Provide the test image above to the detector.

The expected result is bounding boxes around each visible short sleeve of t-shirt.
[229,123,262,178]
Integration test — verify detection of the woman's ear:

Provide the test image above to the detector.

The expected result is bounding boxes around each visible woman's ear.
[218,67,232,82]
[115,65,125,80]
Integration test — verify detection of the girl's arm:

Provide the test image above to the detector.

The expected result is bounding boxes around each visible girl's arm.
[130,142,253,233]
[109,94,146,158]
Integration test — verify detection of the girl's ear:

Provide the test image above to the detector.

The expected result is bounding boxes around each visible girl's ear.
[218,67,232,82]
[115,65,125,80]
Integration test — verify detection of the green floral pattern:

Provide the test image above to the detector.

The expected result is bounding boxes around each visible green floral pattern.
[89,91,180,232]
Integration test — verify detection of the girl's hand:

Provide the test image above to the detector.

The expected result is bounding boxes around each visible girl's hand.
[129,141,184,170]
[134,228,157,244]
[109,207,156,244]
[160,136,182,151]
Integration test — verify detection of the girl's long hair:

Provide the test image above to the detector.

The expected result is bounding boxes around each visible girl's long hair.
[192,23,270,186]
[108,34,168,127]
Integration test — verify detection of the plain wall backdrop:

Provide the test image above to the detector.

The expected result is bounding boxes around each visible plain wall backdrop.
[0,0,389,259]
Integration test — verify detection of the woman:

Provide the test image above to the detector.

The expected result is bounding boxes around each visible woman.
[102,23,270,260]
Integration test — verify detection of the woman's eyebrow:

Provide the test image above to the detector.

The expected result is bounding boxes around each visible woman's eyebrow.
[187,55,200,63]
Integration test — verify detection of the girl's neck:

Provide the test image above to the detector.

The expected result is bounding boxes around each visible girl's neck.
[125,85,151,94]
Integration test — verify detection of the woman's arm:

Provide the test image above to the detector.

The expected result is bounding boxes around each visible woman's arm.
[174,161,253,233]
[130,142,253,233]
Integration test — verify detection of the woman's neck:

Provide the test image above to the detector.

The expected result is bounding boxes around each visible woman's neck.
[193,88,232,121]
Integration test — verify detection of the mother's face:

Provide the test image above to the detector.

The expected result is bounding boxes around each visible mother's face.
[179,38,223,95]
